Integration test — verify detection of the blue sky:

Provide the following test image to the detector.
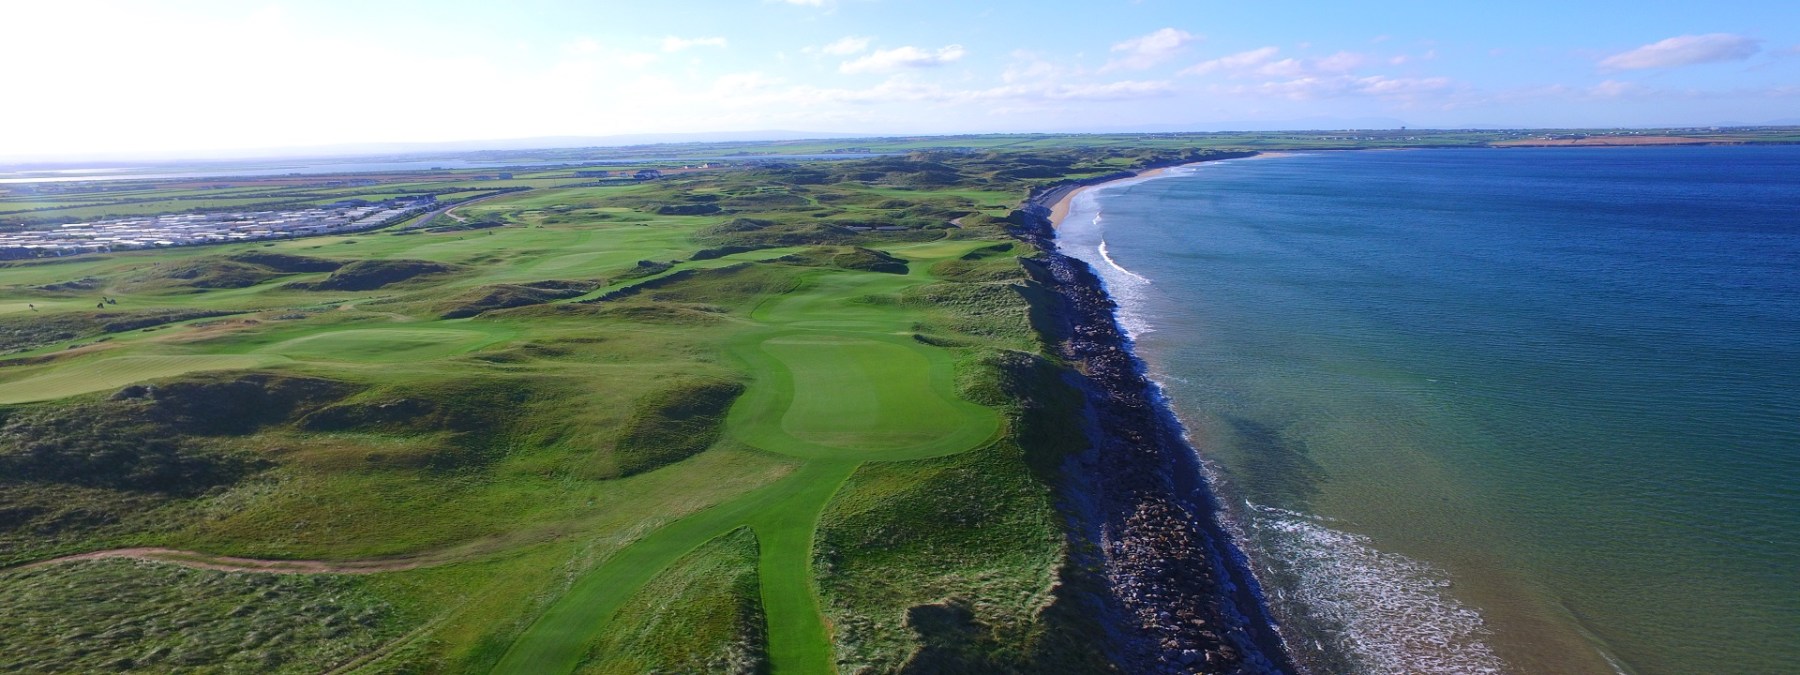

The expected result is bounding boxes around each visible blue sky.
[6,0,1799,158]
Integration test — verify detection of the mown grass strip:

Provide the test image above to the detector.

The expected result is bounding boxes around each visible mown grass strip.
[490,460,855,675]
[749,460,858,675]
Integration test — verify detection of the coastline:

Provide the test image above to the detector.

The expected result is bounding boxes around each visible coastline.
[1046,166,1171,228]
[1010,153,1294,673]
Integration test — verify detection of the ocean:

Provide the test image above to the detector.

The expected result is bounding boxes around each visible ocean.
[1055,146,1800,675]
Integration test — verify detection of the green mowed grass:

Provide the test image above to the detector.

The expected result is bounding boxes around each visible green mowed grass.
[1,156,1100,675]
[256,325,511,362]
[0,353,282,404]
[731,333,998,460]
[0,300,86,315]
[497,239,1007,675]
[491,460,857,675]
[744,460,858,675]
[166,443,796,561]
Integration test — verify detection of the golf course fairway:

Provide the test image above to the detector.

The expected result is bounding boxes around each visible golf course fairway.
[3,146,1203,673]
[491,250,1003,674]
[0,354,280,404]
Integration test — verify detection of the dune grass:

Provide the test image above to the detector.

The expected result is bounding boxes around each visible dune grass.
[0,558,411,673]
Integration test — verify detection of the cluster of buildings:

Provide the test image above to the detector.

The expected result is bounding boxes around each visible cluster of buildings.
[0,196,436,259]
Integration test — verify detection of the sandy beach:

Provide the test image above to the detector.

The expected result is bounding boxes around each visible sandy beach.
[1047,167,1170,229]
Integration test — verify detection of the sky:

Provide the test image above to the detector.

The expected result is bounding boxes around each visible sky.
[5,0,1799,160]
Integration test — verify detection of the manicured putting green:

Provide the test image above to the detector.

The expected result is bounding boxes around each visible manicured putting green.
[257,327,504,362]
[0,354,278,404]
[883,239,1001,260]
[729,332,999,461]
[768,336,977,450]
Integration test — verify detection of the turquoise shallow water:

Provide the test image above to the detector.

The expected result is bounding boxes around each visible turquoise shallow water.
[1057,147,1800,675]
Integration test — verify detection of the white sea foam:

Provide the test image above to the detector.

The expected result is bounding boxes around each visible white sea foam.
[1056,202,1156,338]
[1097,239,1151,284]
[1090,230,1155,338]
[1244,503,1508,675]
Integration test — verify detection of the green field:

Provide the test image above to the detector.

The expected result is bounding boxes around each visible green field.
[484,234,1011,674]
[0,354,281,404]
[0,143,1202,673]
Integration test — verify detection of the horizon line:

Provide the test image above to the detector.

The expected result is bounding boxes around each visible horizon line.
[6,124,1799,167]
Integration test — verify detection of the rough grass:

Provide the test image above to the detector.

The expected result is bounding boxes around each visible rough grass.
[816,352,1113,674]
[901,281,1039,350]
[437,280,599,318]
[929,255,1026,283]
[611,379,746,477]
[577,527,768,675]
[0,308,237,354]
[832,247,909,274]
[222,251,344,273]
[289,258,461,291]
[0,372,353,494]
[117,258,285,291]
[0,558,412,673]
[636,263,804,309]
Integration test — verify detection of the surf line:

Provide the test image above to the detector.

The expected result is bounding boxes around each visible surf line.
[1096,236,1151,284]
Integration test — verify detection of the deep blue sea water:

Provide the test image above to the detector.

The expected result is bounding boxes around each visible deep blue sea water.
[1057,147,1800,675]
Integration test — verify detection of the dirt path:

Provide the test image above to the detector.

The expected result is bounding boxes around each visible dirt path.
[4,547,431,575]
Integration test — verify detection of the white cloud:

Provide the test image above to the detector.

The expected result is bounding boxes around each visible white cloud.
[1185,48,1381,81]
[1024,80,1175,101]
[1352,75,1453,96]
[1180,46,1280,76]
[619,51,660,68]
[804,79,1172,109]
[1256,58,1308,78]
[565,38,602,55]
[1220,74,1454,101]
[1003,54,1061,83]
[839,44,966,74]
[820,36,872,56]
[774,0,831,5]
[1599,33,1761,71]
[1588,79,1654,99]
[1313,51,1369,73]
[662,36,727,52]
[1104,28,1199,71]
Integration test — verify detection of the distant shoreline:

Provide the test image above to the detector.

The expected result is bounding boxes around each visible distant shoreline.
[1046,167,1170,229]
[1045,152,1281,229]
[1040,140,1799,228]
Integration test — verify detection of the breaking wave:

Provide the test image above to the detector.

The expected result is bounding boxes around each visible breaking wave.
[1097,238,1151,284]
[1243,503,1507,675]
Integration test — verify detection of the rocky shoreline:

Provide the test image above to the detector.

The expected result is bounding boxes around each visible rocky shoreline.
[1014,158,1295,674]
